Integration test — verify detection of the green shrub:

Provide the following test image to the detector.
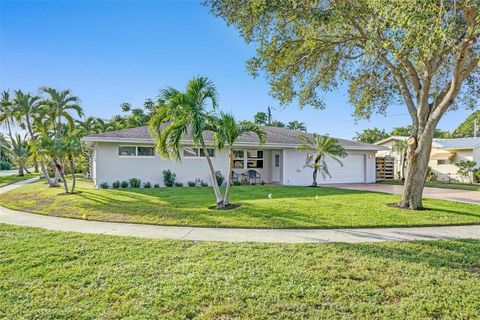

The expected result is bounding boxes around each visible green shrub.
[233,180,241,186]
[200,180,208,187]
[215,171,224,186]
[162,169,176,187]
[187,181,196,187]
[99,182,109,189]
[174,182,184,187]
[129,178,141,188]
[0,161,11,170]
[112,181,120,189]
[144,182,152,188]
[154,183,160,188]
[121,180,129,188]
[260,180,266,185]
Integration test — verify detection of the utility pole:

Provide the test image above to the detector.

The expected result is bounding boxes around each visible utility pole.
[267,106,272,125]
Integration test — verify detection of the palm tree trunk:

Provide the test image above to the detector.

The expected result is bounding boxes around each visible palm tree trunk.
[6,120,14,142]
[223,148,233,206]
[39,159,57,187]
[312,156,321,186]
[201,142,223,207]
[69,156,76,193]
[53,158,69,194]
[18,166,24,177]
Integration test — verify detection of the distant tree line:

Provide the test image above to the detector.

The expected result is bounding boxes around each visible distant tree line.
[353,110,479,144]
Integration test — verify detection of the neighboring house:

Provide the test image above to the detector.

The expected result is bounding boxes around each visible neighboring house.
[375,136,480,182]
[81,125,384,188]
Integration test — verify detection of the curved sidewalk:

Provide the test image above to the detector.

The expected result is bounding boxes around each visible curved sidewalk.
[0,179,479,243]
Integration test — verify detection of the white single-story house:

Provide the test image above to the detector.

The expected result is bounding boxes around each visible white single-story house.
[375,136,480,182]
[81,125,384,187]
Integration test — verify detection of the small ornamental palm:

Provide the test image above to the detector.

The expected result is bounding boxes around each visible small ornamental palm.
[149,76,224,207]
[297,134,347,186]
[214,112,266,206]
[6,133,30,176]
[393,140,408,180]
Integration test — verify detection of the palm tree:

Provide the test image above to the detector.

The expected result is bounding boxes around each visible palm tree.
[393,140,408,180]
[0,133,6,161]
[297,134,347,186]
[6,133,30,176]
[0,90,15,141]
[287,121,307,132]
[214,112,266,206]
[149,76,224,207]
[75,116,102,136]
[39,87,84,138]
[13,90,43,173]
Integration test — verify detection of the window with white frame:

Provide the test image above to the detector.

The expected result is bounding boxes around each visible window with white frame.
[437,159,453,165]
[118,146,155,157]
[246,150,264,168]
[233,150,245,168]
[183,147,215,158]
[119,146,136,156]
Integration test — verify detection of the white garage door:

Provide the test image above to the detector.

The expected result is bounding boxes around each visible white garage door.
[320,154,365,183]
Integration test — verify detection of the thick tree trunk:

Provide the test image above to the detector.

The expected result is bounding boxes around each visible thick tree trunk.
[223,148,233,206]
[399,130,435,210]
[201,143,224,208]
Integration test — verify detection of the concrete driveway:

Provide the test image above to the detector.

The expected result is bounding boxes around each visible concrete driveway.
[324,183,480,205]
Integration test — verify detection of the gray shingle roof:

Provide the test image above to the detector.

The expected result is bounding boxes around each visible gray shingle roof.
[433,137,480,149]
[83,125,382,150]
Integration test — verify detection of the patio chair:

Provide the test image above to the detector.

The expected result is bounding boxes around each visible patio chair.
[248,170,261,184]
[231,171,239,183]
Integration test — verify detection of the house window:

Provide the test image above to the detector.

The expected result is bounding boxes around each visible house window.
[183,147,215,158]
[233,150,244,159]
[274,154,280,168]
[138,146,155,157]
[437,159,453,165]
[199,148,215,157]
[233,150,245,168]
[247,150,263,159]
[247,160,263,168]
[119,146,136,156]
[246,150,263,168]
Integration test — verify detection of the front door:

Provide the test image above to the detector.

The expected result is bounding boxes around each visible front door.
[271,151,281,183]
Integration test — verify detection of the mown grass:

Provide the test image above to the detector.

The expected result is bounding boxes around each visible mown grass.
[0,224,479,319]
[0,173,38,188]
[0,178,479,229]
[380,179,480,191]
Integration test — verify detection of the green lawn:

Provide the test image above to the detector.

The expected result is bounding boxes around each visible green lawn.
[0,173,38,188]
[1,178,479,229]
[0,224,479,319]
[380,179,480,191]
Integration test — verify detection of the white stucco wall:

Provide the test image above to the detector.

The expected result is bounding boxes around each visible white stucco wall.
[429,149,474,182]
[92,142,378,187]
[94,142,229,187]
[281,149,377,185]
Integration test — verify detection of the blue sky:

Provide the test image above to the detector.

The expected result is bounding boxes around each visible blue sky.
[0,0,475,139]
